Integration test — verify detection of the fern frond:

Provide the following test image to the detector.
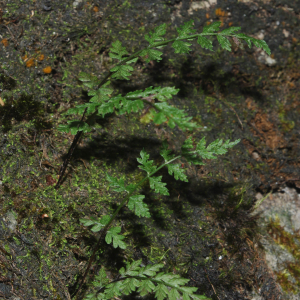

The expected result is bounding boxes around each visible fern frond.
[84,259,211,300]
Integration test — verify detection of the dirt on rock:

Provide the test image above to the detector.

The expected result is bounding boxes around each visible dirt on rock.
[0,0,300,300]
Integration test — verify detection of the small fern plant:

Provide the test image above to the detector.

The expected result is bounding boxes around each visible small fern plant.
[57,20,270,300]
[79,138,240,300]
[84,259,208,300]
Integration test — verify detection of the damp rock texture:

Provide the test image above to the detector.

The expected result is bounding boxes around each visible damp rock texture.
[0,0,300,299]
[253,187,300,299]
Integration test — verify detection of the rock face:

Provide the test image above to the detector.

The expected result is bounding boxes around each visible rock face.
[253,187,300,299]
[0,0,300,299]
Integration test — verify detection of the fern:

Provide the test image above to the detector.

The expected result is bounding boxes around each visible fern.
[84,259,210,300]
[58,19,270,300]
[80,136,240,235]
[58,20,270,135]
[79,137,239,298]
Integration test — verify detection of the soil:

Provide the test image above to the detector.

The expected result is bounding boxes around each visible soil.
[0,0,300,300]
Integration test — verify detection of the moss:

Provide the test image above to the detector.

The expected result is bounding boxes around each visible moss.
[267,217,300,294]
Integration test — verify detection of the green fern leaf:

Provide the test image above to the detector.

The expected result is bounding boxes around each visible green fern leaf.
[97,95,123,117]
[80,215,110,233]
[105,226,126,249]
[155,86,179,101]
[234,33,271,55]
[196,137,240,158]
[202,21,221,33]
[169,288,180,300]
[125,86,179,101]
[57,121,91,135]
[197,36,213,51]
[140,48,164,63]
[83,293,101,300]
[119,99,144,114]
[80,216,99,227]
[137,279,156,296]
[167,164,188,182]
[121,278,139,295]
[110,64,134,80]
[120,259,141,276]
[137,150,157,174]
[153,111,167,124]
[172,40,193,54]
[155,272,189,286]
[88,83,113,103]
[181,137,194,151]
[105,281,123,298]
[145,23,167,46]
[160,141,175,161]
[154,283,169,300]
[78,72,100,88]
[88,89,110,104]
[220,26,241,35]
[152,102,198,131]
[172,20,196,54]
[181,137,204,165]
[109,40,129,61]
[64,105,88,116]
[128,195,151,218]
[126,57,139,64]
[139,263,164,277]
[93,267,109,288]
[183,292,210,300]
[149,176,169,195]
[217,35,231,52]
[106,173,127,193]
[176,20,196,38]
[78,71,93,82]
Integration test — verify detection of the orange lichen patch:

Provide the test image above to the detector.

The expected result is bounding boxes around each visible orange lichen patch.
[288,82,295,89]
[38,54,45,61]
[215,8,227,27]
[1,38,8,47]
[26,58,35,68]
[43,66,52,74]
[22,54,28,61]
[206,13,209,19]
[206,21,211,26]
[251,112,286,150]
[228,22,233,27]
[292,37,298,43]
[215,8,227,17]
[93,6,99,12]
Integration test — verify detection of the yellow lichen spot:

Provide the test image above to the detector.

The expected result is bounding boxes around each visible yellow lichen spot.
[1,38,8,47]
[43,66,52,74]
[140,110,154,125]
[38,54,45,61]
[26,58,35,68]
[288,82,295,89]
[215,8,226,17]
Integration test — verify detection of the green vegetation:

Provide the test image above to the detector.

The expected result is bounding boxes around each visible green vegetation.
[51,20,270,300]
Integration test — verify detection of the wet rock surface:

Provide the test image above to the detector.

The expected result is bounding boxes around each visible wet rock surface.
[0,0,299,299]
